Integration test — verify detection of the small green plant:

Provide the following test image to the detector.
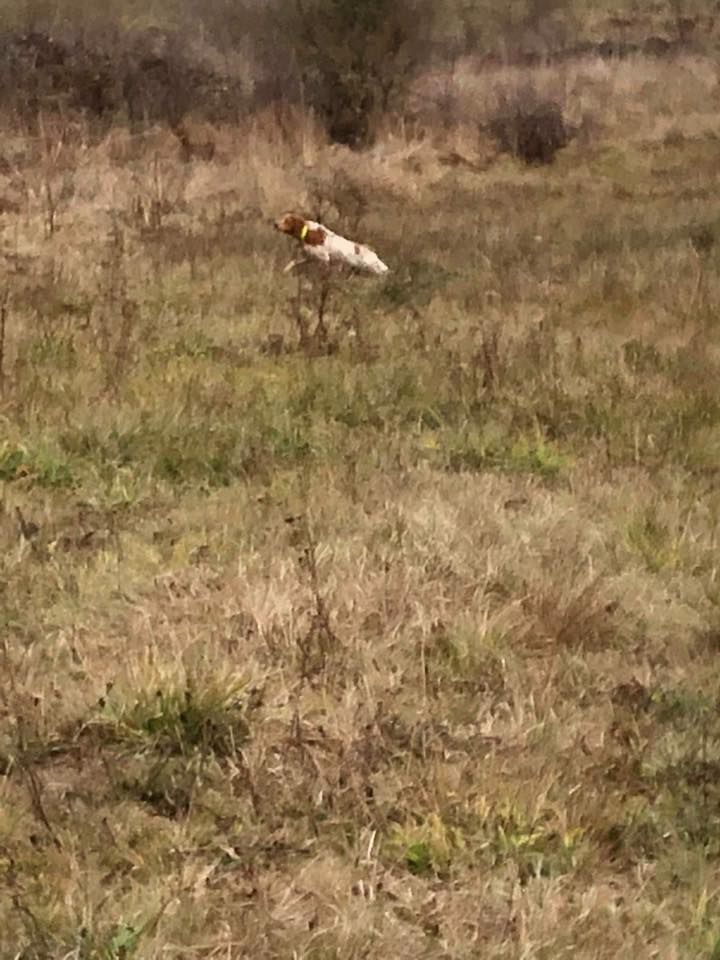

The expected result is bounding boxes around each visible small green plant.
[439,426,568,478]
[426,622,507,696]
[405,840,433,875]
[598,801,665,865]
[481,800,585,879]
[389,814,462,877]
[505,436,569,477]
[28,333,77,369]
[626,506,680,572]
[0,442,76,488]
[97,675,251,757]
[105,922,141,960]
[623,338,666,375]
[649,686,714,726]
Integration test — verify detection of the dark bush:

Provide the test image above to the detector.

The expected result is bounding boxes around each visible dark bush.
[0,27,244,136]
[487,85,572,165]
[283,0,434,147]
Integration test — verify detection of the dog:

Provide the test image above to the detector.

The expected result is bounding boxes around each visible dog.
[274,213,389,276]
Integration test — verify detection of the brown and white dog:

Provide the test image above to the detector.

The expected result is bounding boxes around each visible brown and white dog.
[274,213,389,276]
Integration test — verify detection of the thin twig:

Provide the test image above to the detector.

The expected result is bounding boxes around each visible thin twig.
[293,269,310,348]
[315,273,332,345]
[0,639,61,848]
[0,290,8,394]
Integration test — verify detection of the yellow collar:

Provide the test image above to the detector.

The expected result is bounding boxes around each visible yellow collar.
[300,224,309,241]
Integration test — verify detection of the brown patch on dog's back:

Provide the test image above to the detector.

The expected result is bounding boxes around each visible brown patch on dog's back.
[354,243,360,254]
[303,228,326,246]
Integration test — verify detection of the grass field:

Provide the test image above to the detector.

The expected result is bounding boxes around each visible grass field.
[3,52,720,959]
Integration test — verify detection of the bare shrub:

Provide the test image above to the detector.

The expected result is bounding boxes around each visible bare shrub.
[487,83,572,165]
[0,26,244,139]
[128,152,190,232]
[520,575,620,652]
[90,220,139,393]
[283,0,434,147]
[305,168,369,236]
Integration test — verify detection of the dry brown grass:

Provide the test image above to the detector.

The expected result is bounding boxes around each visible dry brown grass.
[2,51,720,960]
[413,52,720,148]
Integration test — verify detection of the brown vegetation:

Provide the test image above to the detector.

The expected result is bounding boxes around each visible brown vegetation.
[1,2,720,957]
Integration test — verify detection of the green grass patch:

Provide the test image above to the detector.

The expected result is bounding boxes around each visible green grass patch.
[426,426,570,478]
[0,441,77,488]
[94,675,251,757]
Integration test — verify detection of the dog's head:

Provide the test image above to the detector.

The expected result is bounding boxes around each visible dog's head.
[275,212,307,239]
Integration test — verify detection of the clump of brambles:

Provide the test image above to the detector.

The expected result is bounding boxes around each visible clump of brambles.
[487,84,573,165]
